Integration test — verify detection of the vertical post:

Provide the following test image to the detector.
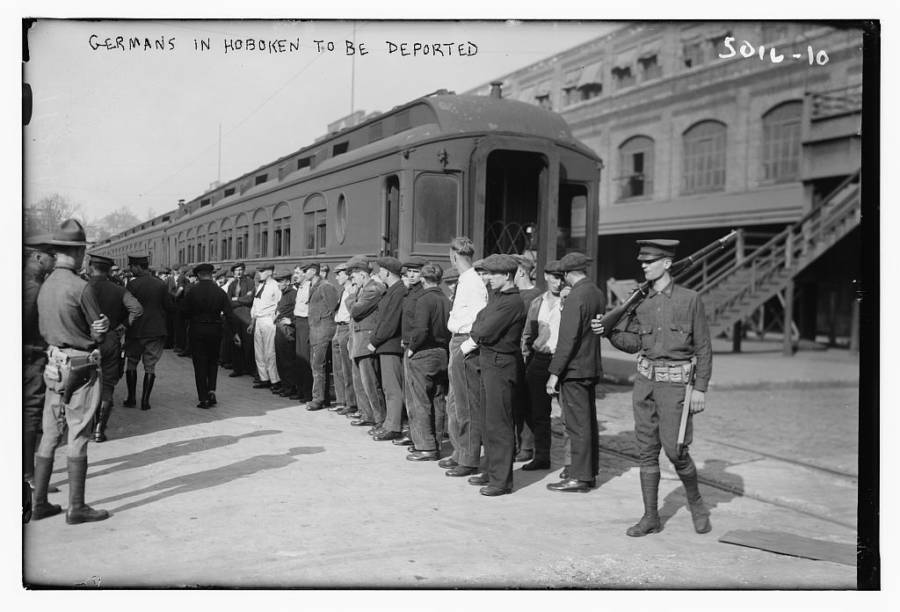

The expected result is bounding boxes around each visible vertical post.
[850,296,860,354]
[783,280,795,356]
[785,231,793,269]
[732,320,743,353]
[735,228,745,265]
[828,289,838,346]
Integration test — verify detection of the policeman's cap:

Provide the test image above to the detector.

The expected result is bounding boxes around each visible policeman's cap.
[88,253,114,267]
[557,252,592,272]
[480,254,518,274]
[636,239,679,261]
[193,263,214,275]
[128,253,150,266]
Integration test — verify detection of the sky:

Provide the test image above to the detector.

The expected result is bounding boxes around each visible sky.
[24,19,616,222]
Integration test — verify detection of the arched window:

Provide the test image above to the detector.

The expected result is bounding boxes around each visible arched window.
[272,202,292,257]
[617,135,655,200]
[303,194,327,255]
[682,120,727,194]
[252,208,269,259]
[234,213,249,259]
[761,101,802,183]
[207,221,218,261]
[186,228,195,263]
[196,226,206,262]
[220,217,234,260]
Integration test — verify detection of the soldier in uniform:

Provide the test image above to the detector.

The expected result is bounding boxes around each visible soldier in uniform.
[86,253,144,441]
[545,252,606,493]
[460,254,527,496]
[124,253,174,411]
[601,239,713,536]
[181,263,241,408]
[32,219,110,524]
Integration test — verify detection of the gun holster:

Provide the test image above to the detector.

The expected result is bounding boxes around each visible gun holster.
[45,348,101,404]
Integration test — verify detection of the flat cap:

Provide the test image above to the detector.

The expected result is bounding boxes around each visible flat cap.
[128,253,150,265]
[274,268,293,281]
[230,261,246,272]
[557,252,592,272]
[402,256,429,270]
[346,256,371,272]
[472,258,486,271]
[258,262,275,271]
[334,262,349,273]
[375,256,402,275]
[543,259,564,276]
[480,253,518,274]
[193,262,214,275]
[301,261,320,273]
[636,239,679,261]
[88,253,114,267]
[512,254,535,272]
[442,266,459,283]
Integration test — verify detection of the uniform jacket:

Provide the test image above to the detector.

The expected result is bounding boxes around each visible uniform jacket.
[470,287,526,355]
[37,264,104,351]
[126,271,174,340]
[369,280,407,355]
[89,276,144,330]
[548,277,605,381]
[24,260,47,352]
[181,279,240,331]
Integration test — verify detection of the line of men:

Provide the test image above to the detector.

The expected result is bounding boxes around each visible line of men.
[24,220,713,536]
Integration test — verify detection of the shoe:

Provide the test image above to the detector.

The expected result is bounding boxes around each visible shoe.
[480,486,511,497]
[626,515,662,537]
[467,474,489,486]
[197,400,210,409]
[140,373,156,411]
[522,460,551,471]
[345,411,362,419]
[336,405,355,415]
[228,371,243,378]
[546,478,593,493]
[514,450,534,462]
[122,370,137,407]
[306,401,326,411]
[373,430,403,441]
[406,450,439,462]
[350,419,375,427]
[445,465,478,477]
[559,468,569,480]
[328,404,345,412]
[407,445,419,453]
[65,457,109,525]
[270,383,283,393]
[391,435,414,446]
[367,426,383,436]
[252,380,271,389]
[207,391,217,406]
[438,458,458,469]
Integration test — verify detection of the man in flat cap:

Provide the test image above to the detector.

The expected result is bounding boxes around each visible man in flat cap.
[291,263,315,402]
[225,262,256,379]
[250,263,282,390]
[306,262,341,410]
[32,219,111,524]
[367,256,408,439]
[87,253,144,441]
[459,254,526,496]
[330,262,358,415]
[274,270,301,399]
[348,257,386,428]
[511,254,541,464]
[181,263,241,408]
[124,253,174,411]
[396,256,429,445]
[545,251,605,493]
[600,239,713,536]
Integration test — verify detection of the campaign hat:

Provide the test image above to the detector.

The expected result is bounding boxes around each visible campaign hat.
[47,219,89,247]
[24,232,54,250]
[375,256,402,275]
[480,254,518,274]
[636,239,679,261]
[557,252,592,272]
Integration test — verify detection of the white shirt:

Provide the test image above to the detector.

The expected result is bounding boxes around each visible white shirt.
[251,278,282,320]
[447,267,488,334]
[293,279,310,317]
[334,285,352,324]
[533,291,562,354]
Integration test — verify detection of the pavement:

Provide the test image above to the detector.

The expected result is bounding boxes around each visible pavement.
[22,343,860,589]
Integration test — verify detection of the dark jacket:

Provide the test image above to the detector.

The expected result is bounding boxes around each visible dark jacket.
[308,278,341,327]
[401,283,425,344]
[181,279,239,331]
[471,287,526,355]
[89,277,143,330]
[349,277,385,333]
[548,277,605,380]
[23,260,47,352]
[126,271,174,339]
[227,276,256,325]
[408,286,451,353]
[369,280,407,354]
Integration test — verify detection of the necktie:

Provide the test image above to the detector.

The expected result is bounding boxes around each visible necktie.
[255,283,265,299]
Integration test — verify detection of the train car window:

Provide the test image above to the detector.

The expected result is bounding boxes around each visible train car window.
[413,173,458,251]
[223,188,235,198]
[200,198,211,207]
[395,110,410,133]
[332,142,349,157]
[255,174,268,186]
[368,123,383,143]
[557,183,588,259]
[336,194,348,244]
[303,194,327,255]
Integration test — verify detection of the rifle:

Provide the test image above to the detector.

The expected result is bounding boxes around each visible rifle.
[595,230,738,336]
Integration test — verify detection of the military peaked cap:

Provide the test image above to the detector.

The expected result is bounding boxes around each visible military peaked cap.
[636,239,679,261]
[128,253,150,266]
[557,252,592,272]
[88,253,114,267]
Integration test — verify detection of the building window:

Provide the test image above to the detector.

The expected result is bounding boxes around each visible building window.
[612,66,635,90]
[253,221,269,258]
[223,187,235,198]
[682,40,705,68]
[557,183,588,259]
[200,198,211,207]
[235,221,249,259]
[297,156,312,170]
[414,173,458,250]
[255,174,268,186]
[303,194,327,255]
[369,123,383,142]
[272,204,291,257]
[761,101,802,183]
[617,136,655,200]
[535,94,552,110]
[208,237,216,260]
[332,142,349,157]
[682,120,727,194]
[638,55,662,81]
[336,193,348,244]
[708,30,733,58]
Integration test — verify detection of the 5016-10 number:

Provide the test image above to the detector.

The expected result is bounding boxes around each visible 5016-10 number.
[718,36,829,65]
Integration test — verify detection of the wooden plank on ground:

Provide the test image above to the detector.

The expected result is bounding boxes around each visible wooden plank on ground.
[719,530,856,566]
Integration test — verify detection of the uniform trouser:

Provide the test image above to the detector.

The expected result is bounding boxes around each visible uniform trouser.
[98,332,122,403]
[379,353,405,432]
[23,350,47,479]
[274,325,300,391]
[560,377,600,482]
[332,324,356,407]
[125,337,165,374]
[407,348,449,451]
[37,360,101,460]
[220,319,234,365]
[356,354,386,425]
[632,373,695,471]
[190,325,222,400]
[480,350,519,490]
[231,309,252,375]
[165,310,175,347]
[174,305,187,349]
[310,323,336,404]
[524,352,554,463]
[253,318,280,383]
[447,336,483,468]
[294,316,312,399]
[514,358,535,454]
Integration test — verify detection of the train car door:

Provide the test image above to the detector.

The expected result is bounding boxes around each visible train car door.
[381,175,400,257]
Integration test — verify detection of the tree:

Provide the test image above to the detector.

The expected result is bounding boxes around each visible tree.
[90,207,142,242]
[24,193,84,236]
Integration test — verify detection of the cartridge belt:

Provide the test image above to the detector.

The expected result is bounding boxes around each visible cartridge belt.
[637,356,692,384]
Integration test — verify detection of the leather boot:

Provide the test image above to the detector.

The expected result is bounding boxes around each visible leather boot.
[31,455,62,520]
[677,464,711,534]
[123,370,137,407]
[140,373,156,411]
[65,456,109,525]
[93,401,112,442]
[626,470,662,537]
